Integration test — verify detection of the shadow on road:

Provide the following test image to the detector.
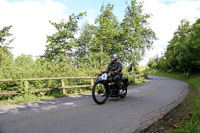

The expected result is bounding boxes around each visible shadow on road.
[0,94,91,115]
[0,78,153,116]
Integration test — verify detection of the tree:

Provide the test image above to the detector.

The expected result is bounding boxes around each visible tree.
[121,0,156,69]
[184,18,200,72]
[165,20,191,72]
[75,23,96,66]
[43,1,156,69]
[0,25,14,65]
[94,4,121,54]
[43,13,86,63]
[76,4,122,68]
[154,18,200,73]
[91,3,121,66]
[0,25,14,47]
[15,54,34,66]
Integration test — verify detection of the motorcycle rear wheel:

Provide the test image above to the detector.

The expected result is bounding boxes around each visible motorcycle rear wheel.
[92,82,108,104]
[119,81,127,98]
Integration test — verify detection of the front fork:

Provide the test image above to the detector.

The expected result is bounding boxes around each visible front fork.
[102,81,110,96]
[94,80,109,95]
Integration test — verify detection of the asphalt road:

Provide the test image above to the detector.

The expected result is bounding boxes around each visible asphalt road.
[0,76,189,133]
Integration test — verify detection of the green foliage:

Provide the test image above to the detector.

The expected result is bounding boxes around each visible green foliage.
[43,13,86,63]
[0,94,55,105]
[0,55,100,99]
[148,57,158,69]
[165,20,191,72]
[121,0,156,66]
[75,23,95,65]
[76,3,121,68]
[94,3,121,54]
[0,25,14,47]
[149,18,200,73]
[0,26,14,73]
[43,1,156,68]
[0,25,14,65]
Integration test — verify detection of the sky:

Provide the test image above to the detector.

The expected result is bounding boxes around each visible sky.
[0,0,200,65]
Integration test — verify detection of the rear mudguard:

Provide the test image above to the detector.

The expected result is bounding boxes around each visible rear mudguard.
[122,78,128,86]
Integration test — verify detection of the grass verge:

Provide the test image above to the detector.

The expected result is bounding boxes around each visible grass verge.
[0,89,91,106]
[144,72,200,133]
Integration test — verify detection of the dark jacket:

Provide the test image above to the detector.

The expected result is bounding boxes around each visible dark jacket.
[105,61,122,76]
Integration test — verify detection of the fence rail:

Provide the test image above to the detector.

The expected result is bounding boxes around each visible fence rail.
[0,77,96,82]
[0,74,145,96]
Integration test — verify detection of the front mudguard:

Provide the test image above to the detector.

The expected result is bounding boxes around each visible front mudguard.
[94,79,103,84]
[94,79,108,85]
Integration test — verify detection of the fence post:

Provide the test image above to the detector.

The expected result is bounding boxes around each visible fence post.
[25,80,29,94]
[61,79,66,95]
[134,75,137,83]
[91,79,94,86]
[49,80,53,86]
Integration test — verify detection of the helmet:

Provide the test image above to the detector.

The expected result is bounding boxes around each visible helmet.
[110,54,118,61]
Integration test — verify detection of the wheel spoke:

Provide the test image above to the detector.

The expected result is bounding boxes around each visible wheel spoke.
[93,83,107,102]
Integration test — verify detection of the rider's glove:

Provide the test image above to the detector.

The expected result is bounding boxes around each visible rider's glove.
[114,70,118,73]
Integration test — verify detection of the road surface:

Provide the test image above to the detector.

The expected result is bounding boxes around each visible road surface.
[0,76,189,133]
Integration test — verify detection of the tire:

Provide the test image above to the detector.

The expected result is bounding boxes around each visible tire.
[92,82,108,105]
[119,81,127,99]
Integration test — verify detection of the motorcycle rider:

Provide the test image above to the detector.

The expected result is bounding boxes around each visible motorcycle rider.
[104,54,123,96]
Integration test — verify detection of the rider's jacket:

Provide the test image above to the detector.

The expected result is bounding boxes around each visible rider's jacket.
[105,61,123,76]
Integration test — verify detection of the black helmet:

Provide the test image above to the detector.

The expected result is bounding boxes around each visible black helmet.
[110,54,118,61]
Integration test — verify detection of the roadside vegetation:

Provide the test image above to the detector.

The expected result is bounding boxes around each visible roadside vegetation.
[146,16,200,133]
[0,0,154,105]
[145,71,200,133]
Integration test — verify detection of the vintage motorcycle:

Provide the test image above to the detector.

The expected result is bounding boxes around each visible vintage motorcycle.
[92,72,128,104]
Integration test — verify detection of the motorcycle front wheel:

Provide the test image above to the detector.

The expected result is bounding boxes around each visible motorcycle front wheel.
[92,82,108,105]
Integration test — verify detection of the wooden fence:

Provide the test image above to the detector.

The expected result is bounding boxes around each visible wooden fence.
[0,74,145,96]
[129,74,145,82]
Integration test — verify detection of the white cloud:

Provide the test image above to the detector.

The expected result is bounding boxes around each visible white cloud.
[87,9,97,25]
[139,0,200,66]
[87,9,97,14]
[0,0,68,58]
